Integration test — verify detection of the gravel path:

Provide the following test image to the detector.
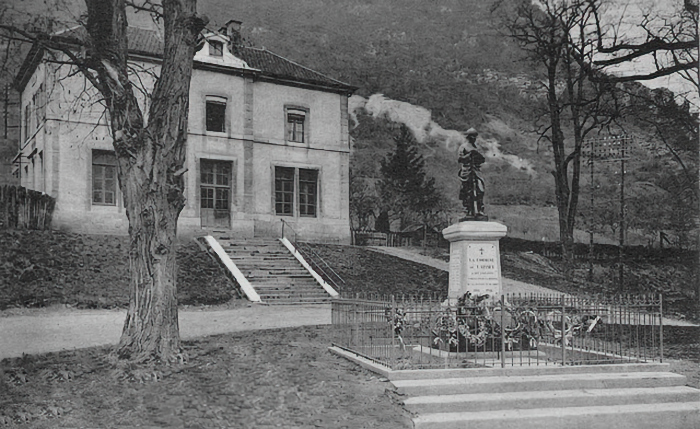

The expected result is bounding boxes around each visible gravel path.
[368,246,560,295]
[0,304,330,360]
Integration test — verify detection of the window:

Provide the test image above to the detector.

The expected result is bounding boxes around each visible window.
[33,84,45,128]
[286,108,307,143]
[206,98,226,133]
[298,169,318,217]
[275,166,294,216]
[275,166,318,217]
[92,150,118,205]
[209,40,223,57]
[200,159,233,228]
[24,104,30,141]
[201,160,231,210]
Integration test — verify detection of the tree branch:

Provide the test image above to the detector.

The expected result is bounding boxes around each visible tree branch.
[602,60,699,82]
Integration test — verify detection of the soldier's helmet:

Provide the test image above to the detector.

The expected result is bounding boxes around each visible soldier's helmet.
[465,128,478,137]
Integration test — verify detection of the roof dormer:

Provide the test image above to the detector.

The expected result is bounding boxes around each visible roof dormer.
[194,30,255,70]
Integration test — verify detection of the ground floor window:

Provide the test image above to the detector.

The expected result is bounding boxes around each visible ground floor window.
[200,159,232,227]
[92,150,117,205]
[274,166,318,217]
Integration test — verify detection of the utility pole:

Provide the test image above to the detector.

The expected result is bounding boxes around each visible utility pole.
[584,135,633,292]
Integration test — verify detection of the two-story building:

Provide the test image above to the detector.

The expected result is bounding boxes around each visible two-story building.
[14,21,355,242]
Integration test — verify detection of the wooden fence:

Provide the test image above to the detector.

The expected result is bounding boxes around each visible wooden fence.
[351,230,412,247]
[0,184,55,230]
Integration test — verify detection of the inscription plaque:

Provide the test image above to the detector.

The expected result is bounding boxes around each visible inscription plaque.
[466,242,500,297]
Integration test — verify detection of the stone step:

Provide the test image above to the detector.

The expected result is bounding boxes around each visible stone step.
[247,271,313,276]
[413,401,700,429]
[237,268,303,274]
[258,295,332,302]
[248,275,315,281]
[224,248,285,253]
[249,278,316,284]
[227,256,296,262]
[251,281,318,287]
[387,362,674,380]
[248,271,312,277]
[258,290,328,297]
[226,249,288,253]
[265,299,332,305]
[221,239,281,243]
[228,256,292,261]
[222,242,285,247]
[226,252,292,258]
[404,386,700,414]
[255,288,323,294]
[253,284,322,291]
[249,275,318,282]
[259,295,330,301]
[245,267,310,276]
[392,372,687,396]
[230,261,299,267]
[243,268,309,274]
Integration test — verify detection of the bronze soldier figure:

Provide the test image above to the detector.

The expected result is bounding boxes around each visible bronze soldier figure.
[458,128,488,221]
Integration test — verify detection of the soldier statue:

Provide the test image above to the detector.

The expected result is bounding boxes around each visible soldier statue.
[458,128,488,221]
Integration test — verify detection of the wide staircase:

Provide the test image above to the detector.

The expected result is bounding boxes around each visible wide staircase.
[392,363,700,429]
[208,235,332,304]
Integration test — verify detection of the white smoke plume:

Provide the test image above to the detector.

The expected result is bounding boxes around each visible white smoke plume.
[349,94,535,175]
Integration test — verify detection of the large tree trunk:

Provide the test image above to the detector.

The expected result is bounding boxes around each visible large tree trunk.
[117,182,182,360]
[546,61,576,275]
[84,0,204,361]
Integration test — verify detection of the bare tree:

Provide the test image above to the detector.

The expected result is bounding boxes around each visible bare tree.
[495,0,620,274]
[1,0,207,362]
[590,0,698,88]
[590,0,699,307]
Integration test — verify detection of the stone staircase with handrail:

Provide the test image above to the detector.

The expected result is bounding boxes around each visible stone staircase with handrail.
[281,221,346,294]
[199,232,336,304]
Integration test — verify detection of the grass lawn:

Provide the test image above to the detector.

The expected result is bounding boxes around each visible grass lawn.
[0,326,412,428]
[1,324,697,427]
[0,230,233,310]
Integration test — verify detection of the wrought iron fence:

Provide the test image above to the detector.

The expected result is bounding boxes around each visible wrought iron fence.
[332,292,663,370]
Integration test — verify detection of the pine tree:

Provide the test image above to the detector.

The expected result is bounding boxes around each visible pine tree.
[379,125,442,230]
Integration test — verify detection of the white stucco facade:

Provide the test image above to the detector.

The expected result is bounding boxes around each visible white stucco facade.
[15,28,353,242]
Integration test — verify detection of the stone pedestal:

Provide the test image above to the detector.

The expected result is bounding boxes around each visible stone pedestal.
[442,221,507,302]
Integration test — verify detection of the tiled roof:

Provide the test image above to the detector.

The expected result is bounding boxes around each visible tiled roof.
[237,47,351,90]
[52,26,164,57]
[126,27,164,56]
[51,26,353,91]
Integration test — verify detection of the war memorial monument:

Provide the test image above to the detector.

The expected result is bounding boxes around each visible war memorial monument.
[443,128,507,302]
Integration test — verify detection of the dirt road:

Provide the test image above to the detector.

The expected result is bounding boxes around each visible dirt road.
[0,304,330,360]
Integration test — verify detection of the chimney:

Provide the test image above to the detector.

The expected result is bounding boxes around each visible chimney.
[221,19,243,56]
